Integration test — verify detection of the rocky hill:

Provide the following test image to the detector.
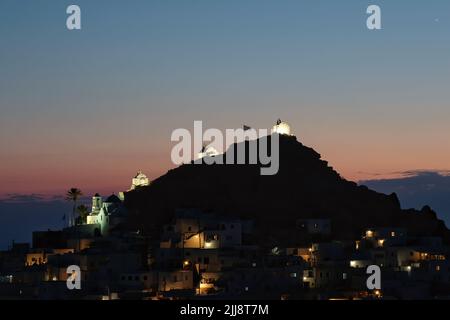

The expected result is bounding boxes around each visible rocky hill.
[124,135,450,246]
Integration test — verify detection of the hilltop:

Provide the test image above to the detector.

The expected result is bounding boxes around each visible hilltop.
[124,135,450,246]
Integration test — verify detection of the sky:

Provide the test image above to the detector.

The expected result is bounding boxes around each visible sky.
[0,1,450,247]
[362,171,450,218]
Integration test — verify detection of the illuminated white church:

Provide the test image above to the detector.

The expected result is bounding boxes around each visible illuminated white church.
[130,170,150,190]
[86,193,127,236]
[197,119,293,161]
[271,119,292,136]
[85,171,150,235]
[197,145,220,160]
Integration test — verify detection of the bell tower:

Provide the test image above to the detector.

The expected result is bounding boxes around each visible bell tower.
[92,193,102,214]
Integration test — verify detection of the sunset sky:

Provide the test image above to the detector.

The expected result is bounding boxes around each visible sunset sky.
[1,0,450,198]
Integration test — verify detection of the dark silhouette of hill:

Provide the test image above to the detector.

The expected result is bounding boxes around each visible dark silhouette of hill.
[124,135,450,246]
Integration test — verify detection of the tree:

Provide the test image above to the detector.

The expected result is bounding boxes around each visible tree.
[76,204,90,225]
[65,188,83,227]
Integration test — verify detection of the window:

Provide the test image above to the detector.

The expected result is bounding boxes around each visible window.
[343,273,347,280]
[204,257,210,264]
[121,276,125,281]
[143,276,148,281]
[135,276,139,281]
[128,276,132,281]
[230,224,234,229]
[188,226,192,232]
[173,276,177,282]
[206,234,219,241]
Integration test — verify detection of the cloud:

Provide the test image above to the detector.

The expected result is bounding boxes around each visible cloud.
[0,193,46,203]
[0,194,90,249]
[391,169,450,178]
[0,193,93,204]
[360,170,450,226]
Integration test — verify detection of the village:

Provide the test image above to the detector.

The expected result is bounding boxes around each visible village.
[1,168,449,300]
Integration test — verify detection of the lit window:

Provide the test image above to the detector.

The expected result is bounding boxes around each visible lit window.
[343,273,347,280]
[366,230,374,238]
[391,231,396,237]
[436,265,441,272]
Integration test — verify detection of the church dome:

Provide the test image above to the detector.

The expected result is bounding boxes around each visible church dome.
[271,119,291,136]
[105,194,121,204]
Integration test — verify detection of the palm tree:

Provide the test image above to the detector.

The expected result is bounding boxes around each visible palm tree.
[76,204,90,225]
[65,188,83,227]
